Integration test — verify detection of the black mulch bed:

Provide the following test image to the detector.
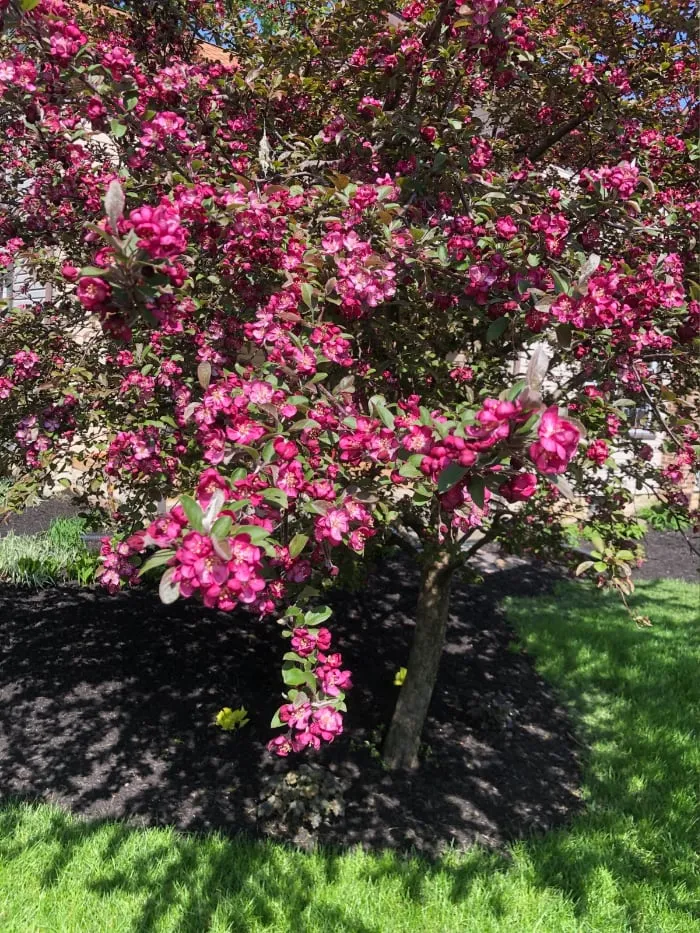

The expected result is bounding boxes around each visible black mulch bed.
[0,558,585,856]
[633,529,700,583]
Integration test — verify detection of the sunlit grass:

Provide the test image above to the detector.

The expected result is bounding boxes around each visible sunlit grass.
[0,579,697,932]
[0,517,98,586]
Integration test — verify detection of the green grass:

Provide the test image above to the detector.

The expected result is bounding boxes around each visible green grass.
[0,579,698,932]
[0,517,99,586]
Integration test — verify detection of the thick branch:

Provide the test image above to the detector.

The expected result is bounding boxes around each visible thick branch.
[525,112,591,162]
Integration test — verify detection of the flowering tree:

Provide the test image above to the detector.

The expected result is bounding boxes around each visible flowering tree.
[0,0,697,769]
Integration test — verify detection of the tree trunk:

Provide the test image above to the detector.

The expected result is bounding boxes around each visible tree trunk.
[383,546,455,771]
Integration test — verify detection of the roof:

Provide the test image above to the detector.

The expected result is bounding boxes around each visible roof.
[73,2,237,65]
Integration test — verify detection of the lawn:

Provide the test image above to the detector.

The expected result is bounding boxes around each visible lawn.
[0,578,697,933]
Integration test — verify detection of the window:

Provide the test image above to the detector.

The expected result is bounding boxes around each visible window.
[0,265,13,309]
[630,404,654,434]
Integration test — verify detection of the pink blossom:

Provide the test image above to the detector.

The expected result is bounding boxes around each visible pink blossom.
[501,473,538,501]
[310,706,343,741]
[357,96,383,117]
[315,509,350,544]
[290,627,317,657]
[267,735,294,756]
[195,468,231,507]
[12,350,40,381]
[529,407,580,474]
[76,276,111,310]
[586,439,610,466]
[279,702,313,729]
[129,203,188,260]
[273,437,298,460]
[316,665,352,697]
[141,111,187,149]
[495,216,518,240]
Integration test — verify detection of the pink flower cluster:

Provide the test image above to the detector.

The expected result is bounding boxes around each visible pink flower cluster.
[140,111,187,150]
[15,414,50,467]
[128,203,188,260]
[47,17,87,62]
[469,137,493,170]
[106,428,172,480]
[98,538,140,593]
[529,407,581,474]
[586,439,610,466]
[268,626,351,755]
[314,500,375,554]
[324,228,397,318]
[100,44,136,80]
[551,261,686,344]
[76,276,111,311]
[500,472,538,502]
[172,530,268,608]
[12,350,40,381]
[580,161,640,199]
[269,704,344,755]
[531,212,570,255]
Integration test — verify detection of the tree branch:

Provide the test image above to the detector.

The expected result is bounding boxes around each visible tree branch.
[632,364,685,449]
[525,111,591,162]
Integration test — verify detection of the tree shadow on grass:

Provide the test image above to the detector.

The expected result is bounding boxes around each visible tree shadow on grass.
[496,580,700,923]
[0,801,383,933]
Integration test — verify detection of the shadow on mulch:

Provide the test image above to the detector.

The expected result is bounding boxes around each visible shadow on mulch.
[0,557,583,856]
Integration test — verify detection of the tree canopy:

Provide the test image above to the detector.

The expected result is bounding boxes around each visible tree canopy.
[0,0,697,767]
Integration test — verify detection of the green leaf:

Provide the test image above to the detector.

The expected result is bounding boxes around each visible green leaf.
[109,120,128,139]
[231,524,270,545]
[21,0,42,10]
[398,461,422,479]
[616,550,635,561]
[180,495,204,532]
[301,283,315,308]
[262,487,289,510]
[437,463,467,494]
[138,549,175,577]
[270,709,284,728]
[369,395,395,429]
[304,606,332,627]
[486,317,509,342]
[288,533,309,559]
[550,270,570,296]
[593,561,608,572]
[290,418,321,432]
[211,515,233,539]
[282,667,317,688]
[468,476,486,510]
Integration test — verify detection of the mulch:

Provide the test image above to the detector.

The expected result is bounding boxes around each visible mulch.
[633,529,700,583]
[0,557,584,856]
[0,496,83,538]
